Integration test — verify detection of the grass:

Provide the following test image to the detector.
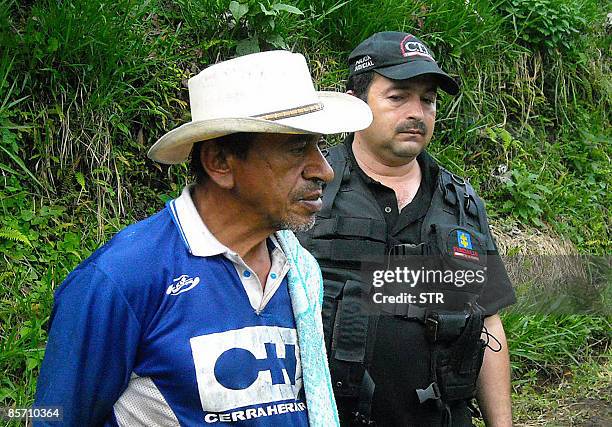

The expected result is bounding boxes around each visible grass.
[473,356,612,426]
[503,312,611,379]
[0,0,610,422]
[512,357,612,426]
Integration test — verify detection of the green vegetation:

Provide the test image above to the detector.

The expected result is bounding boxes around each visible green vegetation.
[0,0,609,420]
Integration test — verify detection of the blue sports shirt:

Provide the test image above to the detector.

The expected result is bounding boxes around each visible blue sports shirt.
[34,187,311,426]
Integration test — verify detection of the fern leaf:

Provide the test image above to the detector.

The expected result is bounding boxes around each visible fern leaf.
[0,227,32,246]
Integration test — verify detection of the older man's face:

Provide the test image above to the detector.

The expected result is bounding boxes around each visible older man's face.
[231,133,334,232]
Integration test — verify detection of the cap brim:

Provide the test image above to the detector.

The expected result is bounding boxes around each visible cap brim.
[375,61,460,95]
[148,92,373,164]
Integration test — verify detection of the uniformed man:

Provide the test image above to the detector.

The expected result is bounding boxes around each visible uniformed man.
[298,32,516,426]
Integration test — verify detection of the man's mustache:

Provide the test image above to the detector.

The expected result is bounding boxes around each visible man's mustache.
[395,119,427,134]
[294,180,325,200]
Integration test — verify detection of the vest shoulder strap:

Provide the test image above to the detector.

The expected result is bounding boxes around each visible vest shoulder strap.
[422,167,490,238]
[319,144,349,218]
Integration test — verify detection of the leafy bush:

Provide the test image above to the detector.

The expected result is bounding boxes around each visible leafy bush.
[497,0,596,54]
[492,160,553,227]
[228,0,304,54]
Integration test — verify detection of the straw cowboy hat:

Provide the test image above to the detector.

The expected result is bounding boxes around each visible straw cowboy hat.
[148,50,373,164]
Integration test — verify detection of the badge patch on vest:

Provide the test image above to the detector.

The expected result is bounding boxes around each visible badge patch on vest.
[452,230,480,262]
[457,231,473,249]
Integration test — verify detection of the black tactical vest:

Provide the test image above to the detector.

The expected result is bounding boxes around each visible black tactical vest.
[297,144,492,426]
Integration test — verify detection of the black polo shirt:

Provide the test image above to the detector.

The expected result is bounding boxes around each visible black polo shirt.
[345,134,437,243]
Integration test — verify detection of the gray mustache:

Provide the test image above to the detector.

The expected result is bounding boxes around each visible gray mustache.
[294,180,324,199]
[396,120,427,134]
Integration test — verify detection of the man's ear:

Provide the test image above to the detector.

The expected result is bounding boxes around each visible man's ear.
[346,89,356,97]
[199,142,235,189]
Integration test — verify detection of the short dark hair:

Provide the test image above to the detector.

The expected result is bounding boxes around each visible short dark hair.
[190,132,257,185]
[346,71,375,102]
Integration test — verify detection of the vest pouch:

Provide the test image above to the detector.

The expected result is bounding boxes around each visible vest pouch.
[311,216,387,242]
[433,312,486,403]
[330,279,371,398]
[322,279,345,354]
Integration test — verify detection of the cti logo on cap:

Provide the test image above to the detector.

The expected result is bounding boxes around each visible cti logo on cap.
[400,34,434,61]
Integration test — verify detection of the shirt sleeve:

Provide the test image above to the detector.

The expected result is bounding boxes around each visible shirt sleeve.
[478,229,517,315]
[33,263,142,426]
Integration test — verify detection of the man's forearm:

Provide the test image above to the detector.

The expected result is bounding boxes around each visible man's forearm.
[476,314,512,426]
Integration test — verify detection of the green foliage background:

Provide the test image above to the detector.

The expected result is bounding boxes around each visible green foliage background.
[0,0,610,412]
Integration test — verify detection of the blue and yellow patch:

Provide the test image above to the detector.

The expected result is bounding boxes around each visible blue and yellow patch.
[457,231,473,250]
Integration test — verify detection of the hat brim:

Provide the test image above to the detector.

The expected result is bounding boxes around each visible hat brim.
[375,61,460,95]
[148,92,372,164]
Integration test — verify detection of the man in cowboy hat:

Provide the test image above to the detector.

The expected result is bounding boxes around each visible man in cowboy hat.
[34,50,372,426]
[298,32,515,426]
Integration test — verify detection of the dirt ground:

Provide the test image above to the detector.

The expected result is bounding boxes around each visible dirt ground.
[512,361,611,426]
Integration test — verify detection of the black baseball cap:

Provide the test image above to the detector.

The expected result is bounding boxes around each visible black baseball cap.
[348,31,459,95]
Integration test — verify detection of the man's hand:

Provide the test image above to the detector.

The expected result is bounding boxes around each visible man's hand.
[476,314,512,426]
